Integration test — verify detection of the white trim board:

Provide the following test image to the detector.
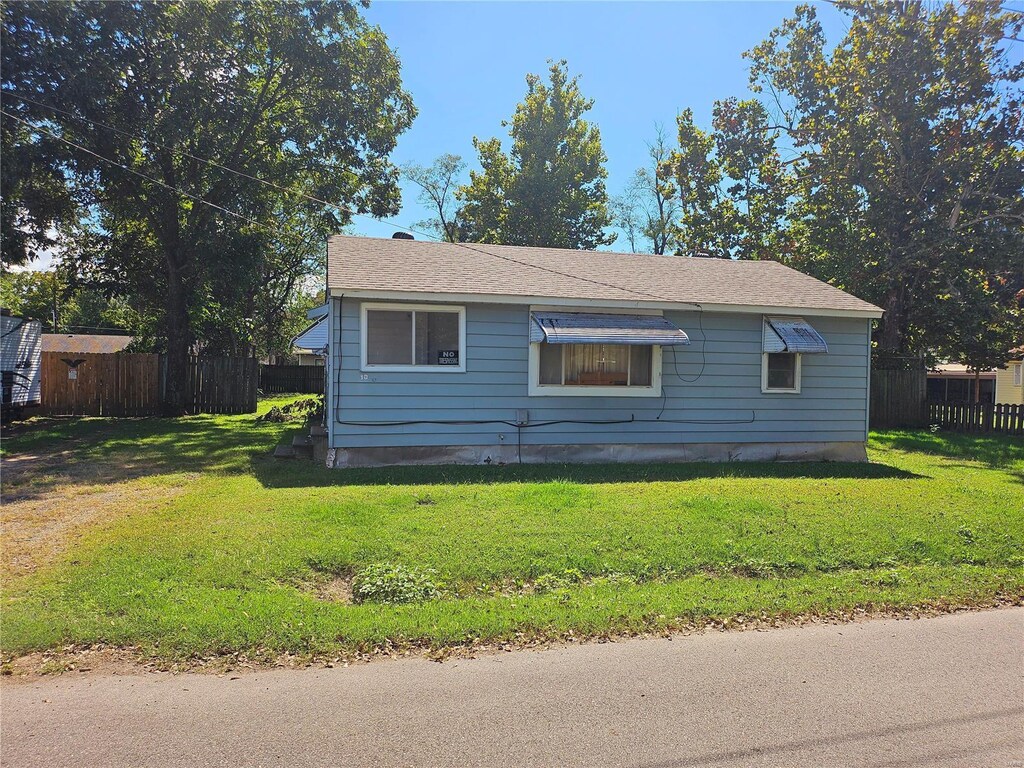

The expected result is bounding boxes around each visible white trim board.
[329,288,884,319]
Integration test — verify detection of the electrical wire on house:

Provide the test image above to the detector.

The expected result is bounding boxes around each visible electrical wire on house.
[2,92,703,309]
[6,92,718,441]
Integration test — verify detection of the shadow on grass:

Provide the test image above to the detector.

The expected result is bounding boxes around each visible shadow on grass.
[871,429,1024,470]
[1,413,304,502]
[252,454,925,488]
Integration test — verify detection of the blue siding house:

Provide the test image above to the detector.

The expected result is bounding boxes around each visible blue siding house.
[319,236,882,468]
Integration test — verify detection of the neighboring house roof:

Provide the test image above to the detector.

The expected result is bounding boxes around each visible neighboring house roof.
[326,236,883,317]
[41,334,133,354]
[291,318,327,352]
[928,363,997,379]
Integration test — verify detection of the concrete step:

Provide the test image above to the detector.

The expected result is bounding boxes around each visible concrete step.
[310,424,327,438]
[273,444,296,459]
[291,435,314,458]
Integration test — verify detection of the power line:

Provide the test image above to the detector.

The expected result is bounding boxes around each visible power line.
[1,108,261,228]
[2,92,696,306]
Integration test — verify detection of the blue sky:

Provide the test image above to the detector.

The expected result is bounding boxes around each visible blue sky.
[352,1,855,242]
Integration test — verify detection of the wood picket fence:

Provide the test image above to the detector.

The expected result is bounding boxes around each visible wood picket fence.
[928,401,1024,436]
[258,364,325,394]
[41,351,257,416]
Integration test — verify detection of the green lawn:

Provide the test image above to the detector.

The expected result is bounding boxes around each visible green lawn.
[2,396,1022,663]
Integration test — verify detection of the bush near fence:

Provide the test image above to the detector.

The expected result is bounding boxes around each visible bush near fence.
[258,364,325,394]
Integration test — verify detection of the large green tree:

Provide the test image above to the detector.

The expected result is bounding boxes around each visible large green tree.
[746,0,1024,358]
[458,60,614,249]
[2,0,415,411]
[667,99,793,259]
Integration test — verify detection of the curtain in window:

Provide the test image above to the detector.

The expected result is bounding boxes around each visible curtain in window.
[564,344,630,386]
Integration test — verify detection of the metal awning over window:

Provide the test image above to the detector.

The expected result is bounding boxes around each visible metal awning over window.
[763,316,828,354]
[530,312,690,345]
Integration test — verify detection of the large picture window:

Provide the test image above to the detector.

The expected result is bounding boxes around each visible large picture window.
[530,342,661,396]
[361,303,465,372]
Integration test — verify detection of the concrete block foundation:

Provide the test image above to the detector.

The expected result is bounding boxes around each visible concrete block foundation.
[325,441,868,468]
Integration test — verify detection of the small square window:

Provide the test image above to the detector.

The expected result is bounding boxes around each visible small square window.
[763,352,801,393]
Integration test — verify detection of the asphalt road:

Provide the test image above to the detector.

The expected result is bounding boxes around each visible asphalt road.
[3,608,1022,768]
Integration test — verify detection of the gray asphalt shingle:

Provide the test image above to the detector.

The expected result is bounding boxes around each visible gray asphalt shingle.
[327,235,882,315]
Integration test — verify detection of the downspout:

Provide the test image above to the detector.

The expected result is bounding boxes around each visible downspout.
[864,317,873,443]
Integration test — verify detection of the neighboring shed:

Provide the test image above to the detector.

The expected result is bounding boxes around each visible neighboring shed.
[1,310,42,416]
[316,236,883,468]
[41,333,133,354]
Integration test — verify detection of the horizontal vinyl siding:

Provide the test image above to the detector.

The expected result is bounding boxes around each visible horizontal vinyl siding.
[331,299,870,449]
[994,364,1024,405]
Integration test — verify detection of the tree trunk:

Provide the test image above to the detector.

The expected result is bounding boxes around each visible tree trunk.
[162,263,190,416]
[878,282,905,357]
[974,370,981,404]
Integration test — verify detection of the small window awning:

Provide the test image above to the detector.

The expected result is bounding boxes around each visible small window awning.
[530,312,690,345]
[763,316,828,354]
[292,317,328,352]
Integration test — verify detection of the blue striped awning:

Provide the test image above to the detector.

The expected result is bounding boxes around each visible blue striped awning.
[530,312,690,345]
[763,316,828,354]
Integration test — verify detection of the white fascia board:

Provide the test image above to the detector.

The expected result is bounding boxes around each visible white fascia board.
[327,288,884,320]
[306,303,329,320]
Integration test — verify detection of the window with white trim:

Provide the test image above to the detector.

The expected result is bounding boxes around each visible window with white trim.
[530,342,662,397]
[761,352,801,393]
[361,303,465,371]
[1014,362,1022,387]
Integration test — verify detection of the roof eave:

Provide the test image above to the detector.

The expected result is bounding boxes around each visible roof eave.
[326,287,884,320]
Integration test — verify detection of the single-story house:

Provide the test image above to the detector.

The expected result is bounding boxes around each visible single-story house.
[317,235,883,468]
[41,333,133,354]
[995,349,1023,404]
[927,363,996,404]
[290,318,328,366]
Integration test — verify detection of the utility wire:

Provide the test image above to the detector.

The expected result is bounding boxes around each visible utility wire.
[2,90,701,308]
[2,108,260,228]
[4,96,711,384]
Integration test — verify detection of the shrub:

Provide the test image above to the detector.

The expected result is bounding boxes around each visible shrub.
[351,563,441,605]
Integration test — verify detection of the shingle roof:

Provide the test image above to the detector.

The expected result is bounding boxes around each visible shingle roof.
[326,236,882,316]
[41,334,133,354]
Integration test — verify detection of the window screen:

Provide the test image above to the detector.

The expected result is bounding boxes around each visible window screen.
[537,342,653,387]
[366,310,413,365]
[766,353,797,390]
[365,307,462,367]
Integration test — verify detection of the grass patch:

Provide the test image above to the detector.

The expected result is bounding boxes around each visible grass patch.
[1,407,1022,662]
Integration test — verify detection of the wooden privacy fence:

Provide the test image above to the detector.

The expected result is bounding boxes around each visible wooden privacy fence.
[929,401,1024,436]
[181,356,258,414]
[870,368,928,429]
[259,364,325,394]
[41,351,161,416]
[41,352,257,416]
